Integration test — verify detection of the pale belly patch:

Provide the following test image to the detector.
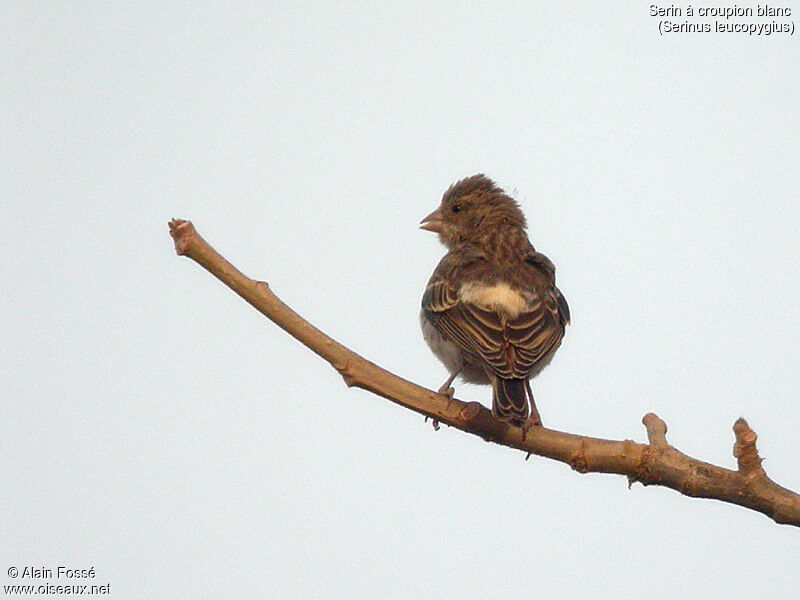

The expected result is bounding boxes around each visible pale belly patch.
[420,312,464,374]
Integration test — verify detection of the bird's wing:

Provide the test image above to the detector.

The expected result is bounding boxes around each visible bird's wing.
[555,287,570,326]
[503,288,565,374]
[526,251,555,284]
[527,251,570,327]
[421,279,564,379]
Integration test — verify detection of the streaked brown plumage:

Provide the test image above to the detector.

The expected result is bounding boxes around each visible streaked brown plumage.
[419,174,569,427]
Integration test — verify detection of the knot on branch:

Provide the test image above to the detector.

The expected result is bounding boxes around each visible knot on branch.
[332,357,357,388]
[455,402,506,442]
[633,444,661,486]
[570,440,589,473]
[459,402,482,423]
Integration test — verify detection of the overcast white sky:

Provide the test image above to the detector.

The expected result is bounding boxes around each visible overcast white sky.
[3,2,800,598]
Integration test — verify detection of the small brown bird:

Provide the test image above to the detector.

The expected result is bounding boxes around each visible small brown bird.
[419,174,569,428]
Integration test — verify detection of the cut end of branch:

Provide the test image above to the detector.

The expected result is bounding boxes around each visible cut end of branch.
[169,219,196,256]
[733,417,764,477]
[642,412,668,447]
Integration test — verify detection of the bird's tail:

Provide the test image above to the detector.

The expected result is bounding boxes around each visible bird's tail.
[492,378,530,426]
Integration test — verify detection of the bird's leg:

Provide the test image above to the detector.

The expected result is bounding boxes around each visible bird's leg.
[521,380,543,440]
[425,371,460,430]
[436,370,460,400]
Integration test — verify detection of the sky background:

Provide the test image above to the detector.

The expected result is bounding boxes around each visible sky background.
[3,2,800,598]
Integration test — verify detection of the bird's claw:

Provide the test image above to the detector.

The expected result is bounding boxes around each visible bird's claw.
[424,415,441,431]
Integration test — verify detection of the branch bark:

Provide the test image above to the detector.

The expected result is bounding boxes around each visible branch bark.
[168,218,800,527]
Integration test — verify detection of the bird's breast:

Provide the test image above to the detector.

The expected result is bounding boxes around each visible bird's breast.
[458,281,530,319]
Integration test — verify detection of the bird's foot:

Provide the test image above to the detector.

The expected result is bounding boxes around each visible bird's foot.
[437,384,455,399]
[521,414,543,441]
[436,383,456,410]
[435,371,460,406]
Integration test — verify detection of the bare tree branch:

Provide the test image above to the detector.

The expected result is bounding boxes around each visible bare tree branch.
[168,218,800,527]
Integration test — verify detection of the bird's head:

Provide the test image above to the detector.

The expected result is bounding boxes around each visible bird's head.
[420,174,527,250]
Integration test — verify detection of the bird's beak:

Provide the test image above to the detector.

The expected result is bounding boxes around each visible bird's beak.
[420,208,444,233]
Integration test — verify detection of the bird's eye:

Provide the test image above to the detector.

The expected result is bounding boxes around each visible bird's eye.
[452,204,462,214]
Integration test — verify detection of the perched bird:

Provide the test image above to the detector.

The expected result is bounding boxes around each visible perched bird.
[419,174,569,428]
